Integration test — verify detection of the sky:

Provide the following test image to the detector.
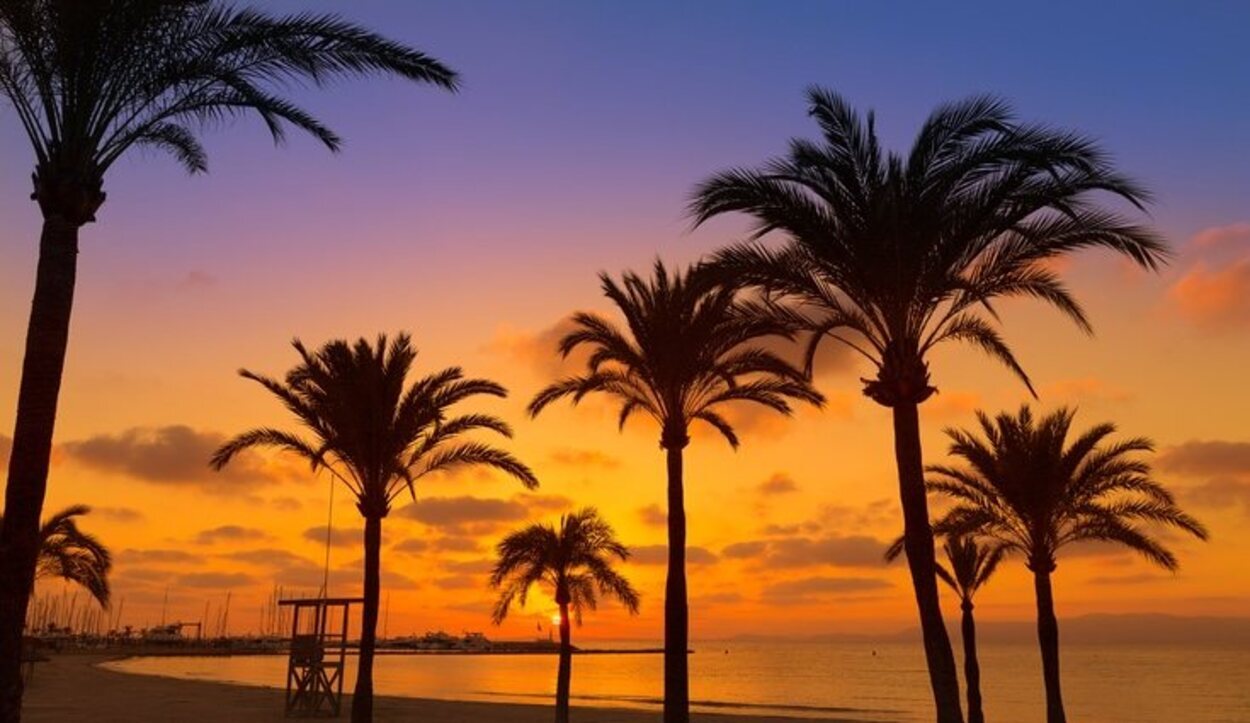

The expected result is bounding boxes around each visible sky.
[1,0,1248,640]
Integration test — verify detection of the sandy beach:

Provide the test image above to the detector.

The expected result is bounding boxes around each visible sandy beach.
[20,654,814,723]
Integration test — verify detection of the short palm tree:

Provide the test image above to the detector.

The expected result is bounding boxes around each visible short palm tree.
[0,505,111,609]
[490,507,640,723]
[689,88,1168,723]
[528,260,822,723]
[888,535,1003,723]
[212,334,535,722]
[928,406,1208,723]
[0,3,456,713]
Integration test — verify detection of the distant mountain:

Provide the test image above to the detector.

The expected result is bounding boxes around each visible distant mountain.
[725,613,1250,646]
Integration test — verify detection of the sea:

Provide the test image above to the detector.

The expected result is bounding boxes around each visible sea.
[104,640,1250,722]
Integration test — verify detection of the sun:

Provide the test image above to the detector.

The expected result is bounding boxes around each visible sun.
[550,614,562,626]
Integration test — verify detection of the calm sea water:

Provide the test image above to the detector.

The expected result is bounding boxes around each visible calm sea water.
[105,640,1250,722]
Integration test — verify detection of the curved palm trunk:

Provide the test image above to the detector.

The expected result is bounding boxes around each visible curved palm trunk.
[1033,570,1065,723]
[0,217,82,723]
[893,403,963,723]
[960,601,984,723]
[555,600,572,723]
[351,515,383,722]
[663,445,689,723]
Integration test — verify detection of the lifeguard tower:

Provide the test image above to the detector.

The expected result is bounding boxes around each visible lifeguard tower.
[279,597,362,718]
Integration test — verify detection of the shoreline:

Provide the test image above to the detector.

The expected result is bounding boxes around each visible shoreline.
[22,654,858,722]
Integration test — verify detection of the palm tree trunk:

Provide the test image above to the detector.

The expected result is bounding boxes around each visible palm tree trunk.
[1033,569,1065,723]
[893,402,963,723]
[960,601,984,723]
[663,444,689,723]
[351,515,383,723]
[0,216,82,723]
[555,600,572,723]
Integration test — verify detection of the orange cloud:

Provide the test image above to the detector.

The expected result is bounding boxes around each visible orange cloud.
[924,390,982,421]
[1166,223,1250,331]
[1040,377,1132,404]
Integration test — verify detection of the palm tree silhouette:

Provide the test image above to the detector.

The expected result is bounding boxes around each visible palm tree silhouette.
[0,505,111,609]
[212,334,535,722]
[927,406,1208,723]
[688,88,1167,723]
[490,507,640,723]
[888,535,1003,723]
[528,260,822,723]
[0,4,456,712]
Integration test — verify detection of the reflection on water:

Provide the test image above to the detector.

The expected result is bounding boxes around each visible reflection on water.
[105,640,1250,722]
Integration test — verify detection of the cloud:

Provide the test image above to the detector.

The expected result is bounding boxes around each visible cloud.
[179,270,217,289]
[1182,478,1250,515]
[177,572,254,588]
[762,576,892,603]
[1157,440,1250,478]
[722,541,767,559]
[548,448,621,470]
[722,534,891,569]
[433,575,483,590]
[392,539,428,554]
[485,317,587,379]
[924,390,982,421]
[303,525,370,548]
[194,526,271,545]
[60,425,300,489]
[442,558,495,575]
[629,544,718,566]
[756,473,797,496]
[92,506,145,523]
[430,536,485,553]
[1085,573,1178,586]
[269,496,303,511]
[1040,377,1132,404]
[1166,223,1250,332]
[637,504,667,528]
[118,548,202,565]
[397,494,571,534]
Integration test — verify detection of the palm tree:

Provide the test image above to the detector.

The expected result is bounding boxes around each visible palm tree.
[212,334,535,722]
[528,260,823,723]
[490,507,640,723]
[927,406,1208,723]
[888,536,1003,723]
[0,505,111,609]
[688,88,1168,723]
[0,4,457,714]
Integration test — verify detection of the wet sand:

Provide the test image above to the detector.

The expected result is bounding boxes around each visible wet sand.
[21,653,824,722]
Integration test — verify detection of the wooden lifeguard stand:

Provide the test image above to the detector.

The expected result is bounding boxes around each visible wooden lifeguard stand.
[279,597,362,718]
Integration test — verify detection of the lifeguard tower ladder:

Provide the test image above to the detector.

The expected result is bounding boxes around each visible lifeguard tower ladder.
[279,597,362,718]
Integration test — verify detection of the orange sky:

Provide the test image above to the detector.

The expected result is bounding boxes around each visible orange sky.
[1,221,1247,641]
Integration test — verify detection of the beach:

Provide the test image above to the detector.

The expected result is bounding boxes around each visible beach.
[21,654,812,723]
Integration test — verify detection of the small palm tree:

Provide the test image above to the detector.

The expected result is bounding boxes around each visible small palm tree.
[689,88,1168,723]
[528,260,822,723]
[888,536,1002,723]
[490,508,640,723]
[0,505,111,609]
[0,3,457,711]
[212,334,535,722]
[928,406,1208,723]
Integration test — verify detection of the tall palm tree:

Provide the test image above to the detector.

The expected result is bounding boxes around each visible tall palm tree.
[928,406,1208,723]
[888,535,1003,723]
[689,88,1168,723]
[212,334,535,722]
[0,3,457,715]
[528,260,823,723]
[0,505,111,609]
[490,507,640,723]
